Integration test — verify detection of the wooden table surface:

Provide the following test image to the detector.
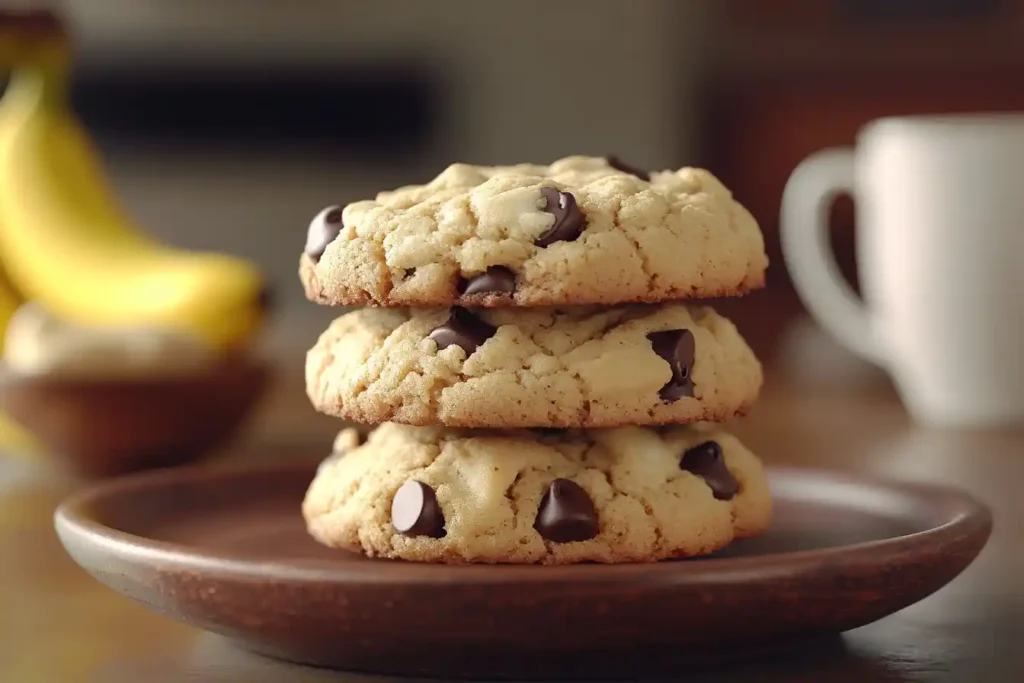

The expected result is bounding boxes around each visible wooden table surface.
[1,296,1021,683]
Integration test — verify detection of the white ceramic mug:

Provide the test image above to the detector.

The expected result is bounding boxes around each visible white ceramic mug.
[780,114,1024,426]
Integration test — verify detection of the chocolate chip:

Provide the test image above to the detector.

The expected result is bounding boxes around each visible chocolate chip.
[428,307,497,355]
[646,329,696,402]
[536,187,586,247]
[459,266,517,297]
[403,268,416,279]
[606,155,651,181]
[391,481,446,538]
[681,441,739,501]
[304,205,343,262]
[534,479,599,543]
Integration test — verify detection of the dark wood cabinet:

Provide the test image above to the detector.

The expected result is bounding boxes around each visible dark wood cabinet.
[698,2,1024,289]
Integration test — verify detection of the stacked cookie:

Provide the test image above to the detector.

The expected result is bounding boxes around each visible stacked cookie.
[299,156,771,564]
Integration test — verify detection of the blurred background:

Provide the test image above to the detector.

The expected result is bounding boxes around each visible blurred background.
[1,3,1022,680]
[56,0,1024,371]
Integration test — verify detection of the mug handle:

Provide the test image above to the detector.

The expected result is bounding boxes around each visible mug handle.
[780,148,884,364]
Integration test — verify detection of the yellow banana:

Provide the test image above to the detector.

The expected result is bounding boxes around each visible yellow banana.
[0,259,18,328]
[0,11,268,351]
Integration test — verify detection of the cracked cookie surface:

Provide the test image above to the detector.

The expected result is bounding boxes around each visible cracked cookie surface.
[305,303,762,428]
[303,422,772,564]
[300,155,767,308]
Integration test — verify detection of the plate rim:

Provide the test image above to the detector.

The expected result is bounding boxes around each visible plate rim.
[53,459,994,584]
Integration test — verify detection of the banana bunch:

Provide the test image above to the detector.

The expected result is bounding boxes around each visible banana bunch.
[0,10,269,351]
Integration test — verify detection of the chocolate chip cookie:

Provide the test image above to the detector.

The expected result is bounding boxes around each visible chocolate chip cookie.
[303,422,772,564]
[300,156,767,309]
[305,303,762,429]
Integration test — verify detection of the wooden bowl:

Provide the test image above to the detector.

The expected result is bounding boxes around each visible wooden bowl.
[0,357,271,477]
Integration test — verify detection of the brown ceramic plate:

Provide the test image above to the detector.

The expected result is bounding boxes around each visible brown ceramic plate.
[54,461,991,680]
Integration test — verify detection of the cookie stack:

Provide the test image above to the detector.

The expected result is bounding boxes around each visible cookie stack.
[298,156,771,564]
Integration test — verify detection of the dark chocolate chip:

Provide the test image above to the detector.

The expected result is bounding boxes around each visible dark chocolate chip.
[681,441,739,501]
[646,329,696,402]
[606,155,651,181]
[403,268,416,279]
[459,266,517,297]
[391,481,446,537]
[304,205,343,261]
[536,187,586,247]
[534,479,599,543]
[428,307,497,355]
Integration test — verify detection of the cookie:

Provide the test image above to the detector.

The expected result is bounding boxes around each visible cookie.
[305,303,761,429]
[300,155,766,309]
[303,422,772,564]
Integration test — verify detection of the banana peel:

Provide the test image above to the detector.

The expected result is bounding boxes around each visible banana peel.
[0,9,269,352]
